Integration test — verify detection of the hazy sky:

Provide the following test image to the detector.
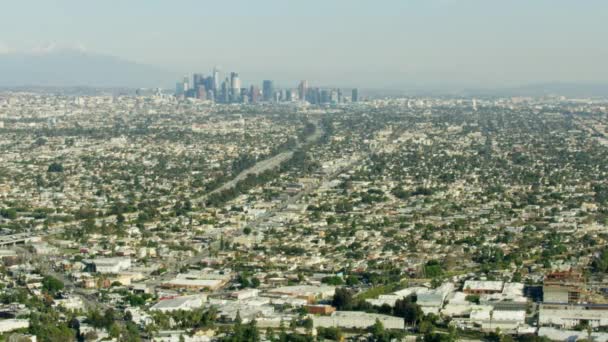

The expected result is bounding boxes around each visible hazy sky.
[2,0,608,88]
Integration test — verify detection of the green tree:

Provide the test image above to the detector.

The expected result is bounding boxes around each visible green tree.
[0,208,17,219]
[42,276,64,296]
[345,275,360,286]
[109,323,121,339]
[332,288,354,310]
[47,162,64,173]
[394,297,422,327]
[370,319,388,341]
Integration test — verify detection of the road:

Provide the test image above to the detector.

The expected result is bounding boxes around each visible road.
[209,151,294,195]
[144,123,370,287]
[206,119,324,197]
[145,153,360,288]
[15,246,110,311]
[21,118,357,304]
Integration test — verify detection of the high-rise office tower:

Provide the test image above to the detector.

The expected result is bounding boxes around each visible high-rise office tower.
[204,76,215,101]
[175,76,190,96]
[213,67,220,92]
[193,73,204,88]
[263,80,274,102]
[330,89,339,104]
[175,82,185,96]
[352,88,359,102]
[298,80,308,102]
[221,79,229,103]
[230,72,241,101]
[320,89,331,104]
[250,85,260,104]
[309,88,321,105]
[204,76,214,91]
[197,85,207,101]
[182,76,190,93]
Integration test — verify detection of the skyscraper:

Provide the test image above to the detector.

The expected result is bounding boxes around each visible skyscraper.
[197,85,207,101]
[221,79,229,103]
[175,82,185,96]
[212,67,220,92]
[182,76,190,93]
[193,73,204,88]
[230,72,241,102]
[175,76,190,96]
[298,80,308,103]
[250,85,260,104]
[352,88,359,103]
[263,80,274,102]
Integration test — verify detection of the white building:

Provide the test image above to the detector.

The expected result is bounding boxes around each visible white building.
[231,289,260,301]
[84,257,131,274]
[417,283,455,314]
[539,327,608,342]
[312,311,404,330]
[540,304,608,329]
[53,296,85,311]
[150,295,207,313]
[0,319,30,333]
[268,285,335,300]
[463,280,504,294]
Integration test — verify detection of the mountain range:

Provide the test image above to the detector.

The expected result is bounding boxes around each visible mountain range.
[0,49,606,97]
[0,48,178,89]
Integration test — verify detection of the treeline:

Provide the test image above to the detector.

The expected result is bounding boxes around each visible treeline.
[205,150,319,207]
[332,288,423,326]
[204,120,317,194]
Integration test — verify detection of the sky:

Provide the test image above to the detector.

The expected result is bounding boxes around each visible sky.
[1,0,607,89]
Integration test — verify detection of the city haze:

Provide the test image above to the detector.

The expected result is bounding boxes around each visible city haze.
[1,0,607,90]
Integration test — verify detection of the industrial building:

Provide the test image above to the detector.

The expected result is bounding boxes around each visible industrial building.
[312,311,404,330]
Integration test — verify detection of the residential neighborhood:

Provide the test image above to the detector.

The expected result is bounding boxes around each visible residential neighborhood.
[1,91,608,341]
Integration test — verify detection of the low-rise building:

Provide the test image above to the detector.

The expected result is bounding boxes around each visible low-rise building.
[463,280,504,294]
[83,257,131,274]
[312,311,404,330]
[0,319,30,333]
[543,270,585,304]
[150,295,207,313]
[539,303,608,329]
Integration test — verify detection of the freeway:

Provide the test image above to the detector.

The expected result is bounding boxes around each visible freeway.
[206,118,324,197]
[144,123,368,288]
[209,151,294,195]
[145,152,362,288]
